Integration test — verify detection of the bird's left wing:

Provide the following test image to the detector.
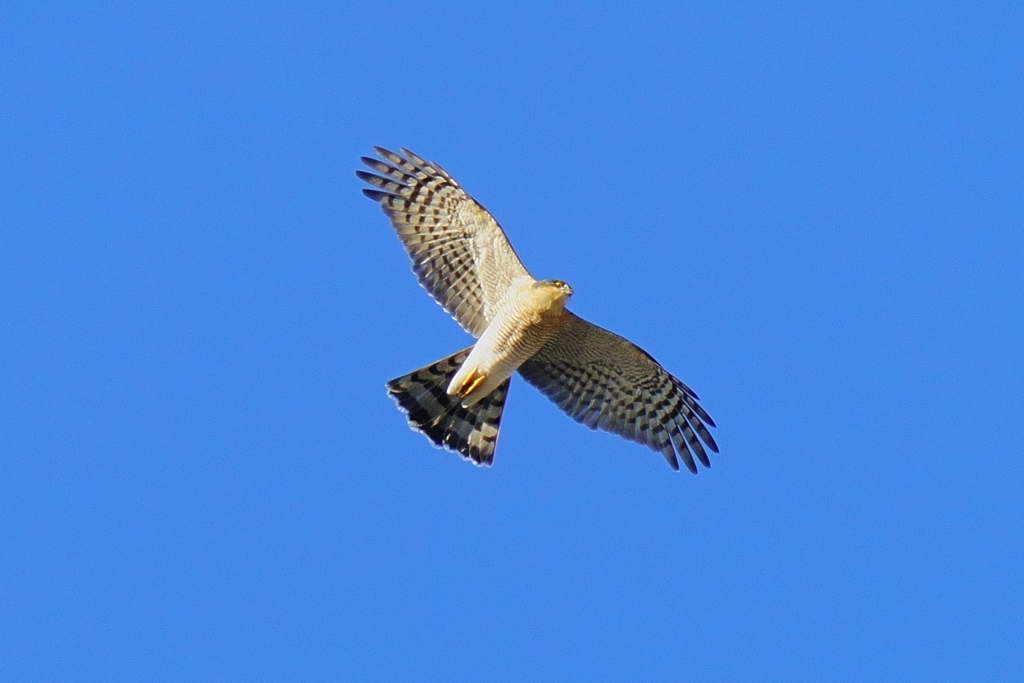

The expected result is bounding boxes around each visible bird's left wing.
[358,147,531,338]
[518,312,719,473]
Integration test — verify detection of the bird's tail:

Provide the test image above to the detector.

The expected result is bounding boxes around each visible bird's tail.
[386,348,510,466]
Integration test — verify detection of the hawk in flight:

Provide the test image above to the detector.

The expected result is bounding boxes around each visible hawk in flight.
[358,148,719,472]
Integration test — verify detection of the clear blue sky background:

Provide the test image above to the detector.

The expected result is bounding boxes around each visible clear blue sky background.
[2,2,1022,681]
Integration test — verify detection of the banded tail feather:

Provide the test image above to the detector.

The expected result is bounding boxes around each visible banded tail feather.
[386,348,510,466]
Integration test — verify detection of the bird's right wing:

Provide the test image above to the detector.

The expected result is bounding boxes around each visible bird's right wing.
[358,147,531,338]
[518,312,719,473]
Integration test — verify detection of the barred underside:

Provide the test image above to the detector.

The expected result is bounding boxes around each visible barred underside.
[386,348,510,466]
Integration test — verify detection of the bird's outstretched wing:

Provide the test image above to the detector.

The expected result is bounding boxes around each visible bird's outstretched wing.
[358,147,531,337]
[518,312,719,473]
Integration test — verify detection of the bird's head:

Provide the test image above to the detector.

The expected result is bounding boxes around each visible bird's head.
[534,279,574,305]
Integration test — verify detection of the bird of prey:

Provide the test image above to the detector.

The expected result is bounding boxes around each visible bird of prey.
[357,147,719,473]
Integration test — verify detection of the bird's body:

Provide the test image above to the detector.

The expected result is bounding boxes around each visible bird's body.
[449,278,572,406]
[358,147,719,472]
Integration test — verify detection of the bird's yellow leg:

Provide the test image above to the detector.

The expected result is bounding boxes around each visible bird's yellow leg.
[454,367,487,398]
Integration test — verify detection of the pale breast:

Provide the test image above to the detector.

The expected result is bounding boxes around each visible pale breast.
[451,279,570,405]
[487,281,569,372]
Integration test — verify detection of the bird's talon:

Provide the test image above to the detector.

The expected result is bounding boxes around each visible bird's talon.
[462,370,487,396]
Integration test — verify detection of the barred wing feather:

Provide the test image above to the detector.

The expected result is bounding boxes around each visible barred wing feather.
[358,147,530,338]
[518,313,719,473]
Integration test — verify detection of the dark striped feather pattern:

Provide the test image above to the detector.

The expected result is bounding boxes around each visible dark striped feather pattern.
[386,348,510,466]
[357,147,530,338]
[519,313,718,473]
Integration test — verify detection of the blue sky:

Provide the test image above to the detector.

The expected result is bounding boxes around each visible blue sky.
[2,2,1022,680]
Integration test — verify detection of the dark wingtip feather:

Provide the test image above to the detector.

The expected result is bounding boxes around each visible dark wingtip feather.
[672,377,700,400]
[399,147,428,167]
[662,447,681,471]
[374,146,406,165]
[693,444,711,469]
[702,429,720,454]
[361,188,391,202]
[667,439,697,474]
